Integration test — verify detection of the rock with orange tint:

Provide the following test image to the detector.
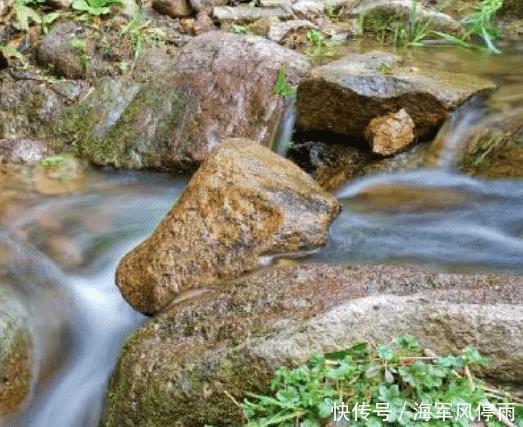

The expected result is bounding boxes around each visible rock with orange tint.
[365,108,415,156]
[116,138,340,314]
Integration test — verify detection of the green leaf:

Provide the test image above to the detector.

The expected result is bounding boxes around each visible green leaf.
[0,45,25,62]
[377,345,395,362]
[72,0,90,11]
[326,342,368,361]
[14,2,42,31]
[462,347,489,366]
[273,67,296,98]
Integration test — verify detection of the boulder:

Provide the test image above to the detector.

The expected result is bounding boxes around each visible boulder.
[0,139,52,165]
[267,19,317,43]
[0,234,69,417]
[297,51,495,141]
[116,139,340,314]
[59,32,310,171]
[103,263,523,426]
[364,108,415,156]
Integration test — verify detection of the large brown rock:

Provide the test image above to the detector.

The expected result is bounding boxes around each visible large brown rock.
[58,32,310,171]
[116,138,340,314]
[297,51,495,141]
[103,263,523,426]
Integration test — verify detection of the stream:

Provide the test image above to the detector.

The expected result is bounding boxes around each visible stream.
[1,44,523,426]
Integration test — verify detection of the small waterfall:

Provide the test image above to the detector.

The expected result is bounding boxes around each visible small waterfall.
[272,96,298,157]
[427,99,486,170]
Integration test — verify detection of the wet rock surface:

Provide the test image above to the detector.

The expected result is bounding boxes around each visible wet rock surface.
[288,141,371,191]
[116,138,340,314]
[104,263,523,426]
[297,51,495,142]
[0,287,32,416]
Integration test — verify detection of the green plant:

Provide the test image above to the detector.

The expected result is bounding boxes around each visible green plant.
[362,0,434,47]
[13,0,44,31]
[232,23,249,34]
[120,9,166,70]
[243,335,523,426]
[0,45,25,63]
[71,38,89,71]
[303,29,340,58]
[40,154,66,168]
[273,67,296,98]
[72,0,122,17]
[434,0,503,53]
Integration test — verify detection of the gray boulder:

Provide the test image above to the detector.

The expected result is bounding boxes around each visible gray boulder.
[297,51,495,141]
[103,263,523,426]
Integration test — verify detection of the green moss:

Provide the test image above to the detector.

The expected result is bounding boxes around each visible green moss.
[55,79,189,170]
[459,127,523,178]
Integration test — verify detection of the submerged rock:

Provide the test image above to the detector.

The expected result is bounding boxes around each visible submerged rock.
[103,263,523,426]
[58,32,310,171]
[116,139,340,314]
[0,287,32,416]
[297,51,495,143]
[288,141,371,191]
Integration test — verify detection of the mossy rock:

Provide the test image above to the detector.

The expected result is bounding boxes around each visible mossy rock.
[458,111,523,178]
[55,78,190,171]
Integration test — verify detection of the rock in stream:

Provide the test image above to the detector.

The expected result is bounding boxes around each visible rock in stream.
[104,263,523,426]
[116,138,340,314]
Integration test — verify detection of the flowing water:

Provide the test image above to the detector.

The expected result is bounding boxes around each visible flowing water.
[1,45,523,426]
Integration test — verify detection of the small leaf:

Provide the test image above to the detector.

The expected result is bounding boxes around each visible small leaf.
[72,0,90,11]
